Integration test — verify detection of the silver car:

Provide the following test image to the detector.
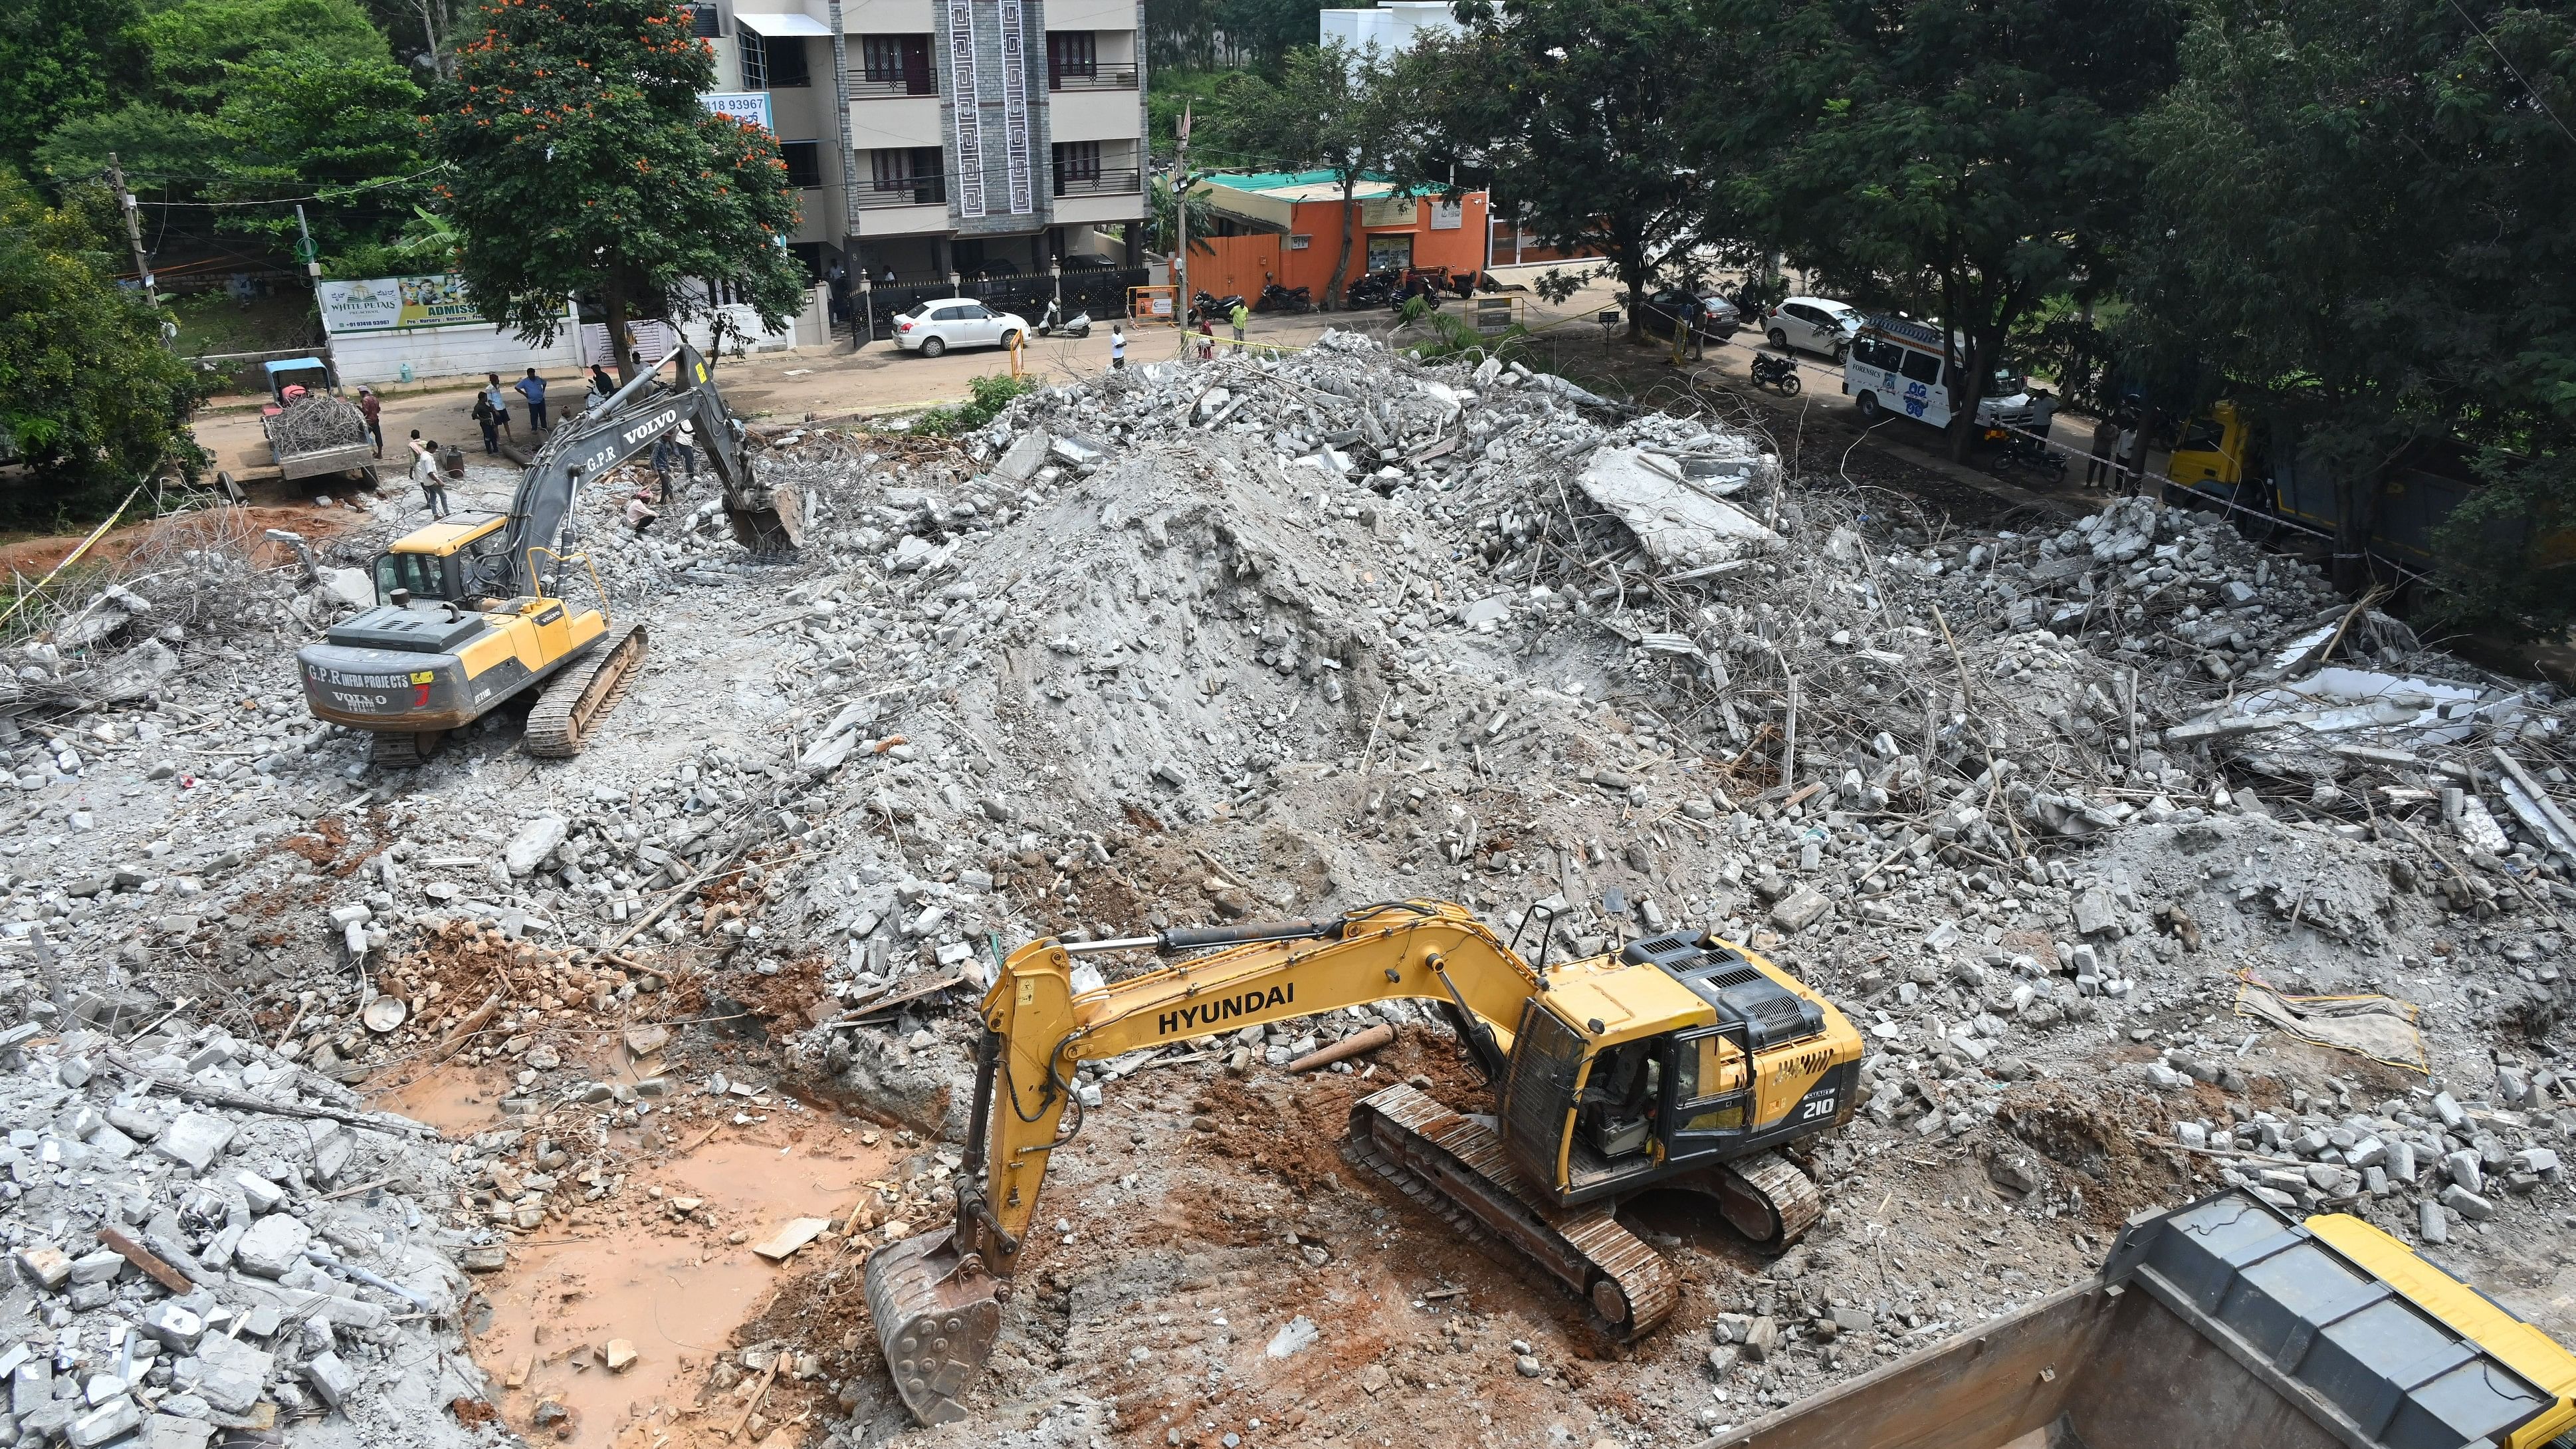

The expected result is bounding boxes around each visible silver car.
[893,298,1031,357]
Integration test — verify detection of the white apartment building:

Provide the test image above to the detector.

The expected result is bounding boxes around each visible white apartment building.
[687,0,1148,284]
[1317,1,1459,54]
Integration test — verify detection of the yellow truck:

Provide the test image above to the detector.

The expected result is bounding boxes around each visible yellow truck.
[1705,1187,2576,1449]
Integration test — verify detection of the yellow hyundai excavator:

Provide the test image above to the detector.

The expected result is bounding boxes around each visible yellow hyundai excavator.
[862,899,1866,1425]
[294,343,802,765]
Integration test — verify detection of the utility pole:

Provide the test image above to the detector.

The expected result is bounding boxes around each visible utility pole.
[296,203,333,382]
[107,154,162,328]
[1172,102,1196,325]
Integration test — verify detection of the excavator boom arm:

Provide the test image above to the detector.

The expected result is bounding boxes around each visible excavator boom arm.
[968,901,1542,1267]
[475,344,792,600]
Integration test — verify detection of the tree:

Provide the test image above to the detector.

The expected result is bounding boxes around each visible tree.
[1411,0,1726,342]
[0,171,199,523]
[0,0,146,174]
[33,0,427,270]
[2131,0,2576,616]
[1209,42,1409,307]
[427,0,807,381]
[1743,0,2182,456]
[1146,171,1215,257]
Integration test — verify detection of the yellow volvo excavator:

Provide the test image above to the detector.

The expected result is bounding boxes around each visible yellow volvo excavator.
[862,900,1867,1424]
[294,344,801,765]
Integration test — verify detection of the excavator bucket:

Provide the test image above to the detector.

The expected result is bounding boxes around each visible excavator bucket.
[726,480,803,556]
[862,1225,1003,1426]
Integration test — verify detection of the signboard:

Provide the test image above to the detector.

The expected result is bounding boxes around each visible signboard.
[317,275,483,334]
[700,91,774,132]
[1361,195,1419,228]
[1430,199,1465,231]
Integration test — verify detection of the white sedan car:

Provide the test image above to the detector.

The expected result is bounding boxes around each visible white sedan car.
[1764,296,1861,360]
[893,298,1029,356]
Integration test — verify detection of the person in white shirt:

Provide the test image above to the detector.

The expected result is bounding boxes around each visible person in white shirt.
[1109,326,1126,370]
[408,430,449,517]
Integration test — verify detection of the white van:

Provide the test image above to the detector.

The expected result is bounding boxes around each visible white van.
[1842,315,2047,432]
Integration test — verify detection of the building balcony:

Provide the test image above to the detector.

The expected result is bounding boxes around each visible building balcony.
[857,175,947,208]
[1053,167,1140,198]
[1047,66,1138,90]
[853,70,938,96]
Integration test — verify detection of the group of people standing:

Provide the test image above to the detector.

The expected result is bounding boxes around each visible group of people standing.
[2084,413,2149,494]
[368,361,702,528]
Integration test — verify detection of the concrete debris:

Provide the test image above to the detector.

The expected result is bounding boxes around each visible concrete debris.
[0,326,2567,1449]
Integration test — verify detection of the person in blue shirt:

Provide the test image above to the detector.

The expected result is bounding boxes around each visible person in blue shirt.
[514,368,550,433]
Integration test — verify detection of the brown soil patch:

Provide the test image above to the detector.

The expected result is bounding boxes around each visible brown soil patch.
[1995,1083,2195,1226]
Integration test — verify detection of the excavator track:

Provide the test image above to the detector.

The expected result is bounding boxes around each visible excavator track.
[365,729,444,769]
[1344,1084,1678,1341]
[522,623,646,759]
[1711,1150,1824,1250]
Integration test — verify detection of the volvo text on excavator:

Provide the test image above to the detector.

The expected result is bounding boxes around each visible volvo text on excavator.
[294,344,800,765]
[861,899,1866,1424]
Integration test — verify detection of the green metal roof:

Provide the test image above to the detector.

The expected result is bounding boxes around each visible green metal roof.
[1202,168,1406,196]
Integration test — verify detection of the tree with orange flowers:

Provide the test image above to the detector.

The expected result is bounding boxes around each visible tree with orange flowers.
[425,0,804,380]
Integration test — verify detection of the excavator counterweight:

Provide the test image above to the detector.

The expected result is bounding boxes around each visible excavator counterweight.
[860,902,1865,1426]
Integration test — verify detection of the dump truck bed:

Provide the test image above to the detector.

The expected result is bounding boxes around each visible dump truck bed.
[276,440,376,481]
[1701,1189,2576,1449]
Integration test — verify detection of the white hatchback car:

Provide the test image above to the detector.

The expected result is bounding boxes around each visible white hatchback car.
[893,298,1030,356]
[1765,296,1861,360]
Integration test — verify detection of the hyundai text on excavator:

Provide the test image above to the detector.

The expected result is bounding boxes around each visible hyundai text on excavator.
[861,899,1866,1425]
[294,344,800,766]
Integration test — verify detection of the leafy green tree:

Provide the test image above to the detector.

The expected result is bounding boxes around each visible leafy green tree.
[1216,0,1330,74]
[2131,0,2576,619]
[33,0,427,267]
[427,0,807,380]
[1411,0,1729,342]
[1743,0,2182,455]
[0,172,199,523]
[126,0,391,107]
[0,0,146,174]
[1209,42,1410,306]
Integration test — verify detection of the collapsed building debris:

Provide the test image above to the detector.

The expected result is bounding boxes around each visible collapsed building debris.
[0,330,2569,1448]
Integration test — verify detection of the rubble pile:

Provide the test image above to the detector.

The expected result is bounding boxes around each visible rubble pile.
[0,330,2570,1447]
[0,1018,467,1449]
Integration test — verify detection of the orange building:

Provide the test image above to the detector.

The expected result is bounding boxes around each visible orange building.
[1177,169,1491,303]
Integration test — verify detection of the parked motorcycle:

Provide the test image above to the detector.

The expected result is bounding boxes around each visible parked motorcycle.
[1036,300,1091,338]
[1191,290,1245,322]
[1749,352,1802,395]
[1255,282,1313,314]
[1984,425,2064,481]
[1343,269,1402,308]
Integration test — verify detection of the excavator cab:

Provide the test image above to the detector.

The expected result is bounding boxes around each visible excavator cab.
[1499,931,1858,1234]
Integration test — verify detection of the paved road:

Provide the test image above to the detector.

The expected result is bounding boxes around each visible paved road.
[185,271,2161,522]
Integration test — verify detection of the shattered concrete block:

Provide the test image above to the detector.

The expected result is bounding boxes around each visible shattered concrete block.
[502,815,569,877]
[231,1214,311,1279]
[151,1114,234,1173]
[2442,1150,2483,1195]
[138,1303,203,1352]
[143,1415,212,1449]
[2440,1184,2497,1222]
[66,1398,139,1449]
[12,1247,70,1291]
[1770,886,1830,933]
[301,1352,354,1410]
[2072,888,2119,936]
[64,1251,123,1286]
[231,1172,284,1215]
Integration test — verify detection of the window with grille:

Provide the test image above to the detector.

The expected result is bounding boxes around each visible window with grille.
[766,36,810,86]
[1052,141,1099,183]
[1046,31,1095,86]
[739,27,768,88]
[681,3,718,36]
[861,35,934,91]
